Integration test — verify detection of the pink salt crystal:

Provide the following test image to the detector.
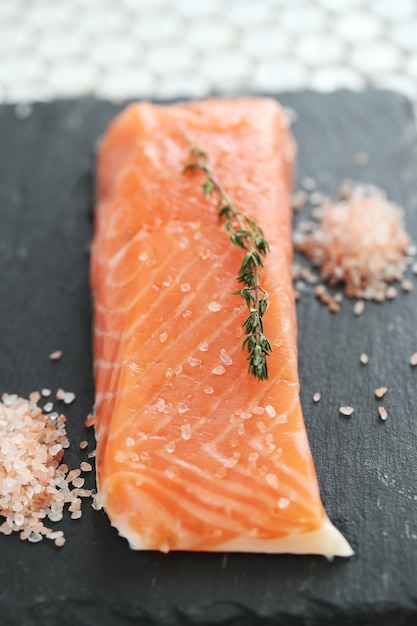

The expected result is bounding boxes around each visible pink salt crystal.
[49,350,63,361]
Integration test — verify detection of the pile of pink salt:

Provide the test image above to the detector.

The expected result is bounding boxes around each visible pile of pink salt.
[294,185,411,301]
[0,393,94,546]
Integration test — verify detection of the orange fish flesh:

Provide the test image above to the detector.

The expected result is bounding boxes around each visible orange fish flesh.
[91,97,352,556]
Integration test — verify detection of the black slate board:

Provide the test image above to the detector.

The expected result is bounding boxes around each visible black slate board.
[1,91,417,626]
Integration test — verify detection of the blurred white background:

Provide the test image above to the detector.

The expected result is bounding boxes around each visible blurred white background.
[1,0,417,103]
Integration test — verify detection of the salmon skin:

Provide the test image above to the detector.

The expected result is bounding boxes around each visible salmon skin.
[91,97,352,556]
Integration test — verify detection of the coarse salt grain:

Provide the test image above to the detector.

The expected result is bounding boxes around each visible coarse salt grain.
[378,407,388,421]
[375,387,387,399]
[402,279,413,292]
[212,365,226,376]
[354,300,365,316]
[63,392,75,405]
[339,406,354,417]
[41,388,51,397]
[180,423,192,441]
[360,353,369,365]
[0,394,95,546]
[410,353,417,366]
[159,332,168,343]
[43,402,53,413]
[219,348,233,366]
[295,187,410,300]
[313,392,321,403]
[208,301,221,312]
[49,350,63,361]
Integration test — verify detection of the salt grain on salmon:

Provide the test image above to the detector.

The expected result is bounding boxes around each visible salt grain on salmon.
[375,387,387,399]
[339,406,354,417]
[91,98,352,557]
[49,350,63,361]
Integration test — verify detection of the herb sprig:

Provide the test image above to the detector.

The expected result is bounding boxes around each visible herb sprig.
[183,134,272,381]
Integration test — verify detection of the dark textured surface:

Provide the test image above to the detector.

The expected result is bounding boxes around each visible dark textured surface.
[1,91,417,626]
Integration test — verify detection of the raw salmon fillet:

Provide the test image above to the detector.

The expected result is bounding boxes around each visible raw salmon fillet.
[91,97,352,556]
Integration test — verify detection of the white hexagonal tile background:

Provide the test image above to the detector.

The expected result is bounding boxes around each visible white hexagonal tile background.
[1,0,417,104]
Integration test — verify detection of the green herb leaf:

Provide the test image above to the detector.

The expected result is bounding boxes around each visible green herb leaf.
[182,132,272,381]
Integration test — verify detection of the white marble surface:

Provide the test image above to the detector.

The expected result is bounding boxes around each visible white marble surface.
[1,0,417,103]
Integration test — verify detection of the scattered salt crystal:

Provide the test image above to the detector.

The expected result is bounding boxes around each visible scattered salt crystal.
[43,402,53,413]
[165,441,176,454]
[28,532,43,543]
[386,286,397,300]
[410,353,417,367]
[378,407,388,421]
[412,262,417,275]
[63,392,75,405]
[72,477,85,488]
[49,350,63,361]
[219,348,233,366]
[181,282,191,292]
[155,398,165,413]
[302,176,316,191]
[277,497,290,509]
[55,536,66,547]
[56,388,66,400]
[354,300,365,316]
[360,353,369,365]
[41,388,51,397]
[265,473,279,489]
[402,279,413,292]
[204,386,214,394]
[159,332,168,343]
[88,450,96,458]
[178,403,189,414]
[125,437,135,447]
[71,510,82,520]
[265,405,276,418]
[188,357,201,367]
[313,392,321,403]
[174,364,183,376]
[208,301,221,312]
[92,493,103,511]
[212,365,226,376]
[375,387,387,399]
[199,342,209,352]
[79,440,88,449]
[29,391,41,403]
[180,423,192,441]
[139,251,149,261]
[48,443,62,456]
[339,406,354,417]
[310,191,323,205]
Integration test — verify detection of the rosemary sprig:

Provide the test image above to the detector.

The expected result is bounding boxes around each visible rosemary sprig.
[183,133,272,381]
